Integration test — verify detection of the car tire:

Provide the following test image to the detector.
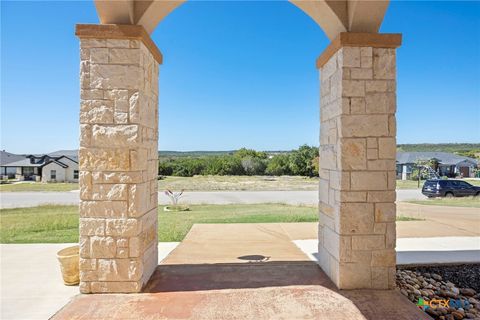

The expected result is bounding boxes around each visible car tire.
[445,192,454,198]
[476,192,480,198]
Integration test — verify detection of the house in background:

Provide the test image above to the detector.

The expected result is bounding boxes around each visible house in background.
[396,152,478,180]
[0,150,79,182]
[0,150,26,178]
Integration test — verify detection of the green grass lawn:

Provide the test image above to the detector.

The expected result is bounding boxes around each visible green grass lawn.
[407,197,480,208]
[0,182,79,192]
[0,204,318,243]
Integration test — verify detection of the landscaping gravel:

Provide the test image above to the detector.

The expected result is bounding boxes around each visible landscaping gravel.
[397,264,480,320]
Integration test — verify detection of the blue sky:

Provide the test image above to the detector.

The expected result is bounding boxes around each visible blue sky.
[1,1,479,154]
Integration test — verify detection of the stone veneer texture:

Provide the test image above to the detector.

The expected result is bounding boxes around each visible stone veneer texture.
[318,46,397,289]
[78,38,159,293]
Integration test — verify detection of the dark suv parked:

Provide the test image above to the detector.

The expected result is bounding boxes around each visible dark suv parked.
[422,179,480,198]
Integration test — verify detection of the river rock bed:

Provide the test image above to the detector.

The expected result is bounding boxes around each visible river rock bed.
[396,265,480,319]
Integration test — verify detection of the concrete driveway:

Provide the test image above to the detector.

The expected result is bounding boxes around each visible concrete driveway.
[0,189,425,208]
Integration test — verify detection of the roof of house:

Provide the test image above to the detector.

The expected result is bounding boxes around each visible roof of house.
[49,150,78,162]
[0,152,78,168]
[396,152,478,166]
[0,151,26,166]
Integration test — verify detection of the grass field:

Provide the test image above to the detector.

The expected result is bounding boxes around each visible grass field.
[0,182,79,192]
[158,175,319,191]
[0,204,318,243]
[0,204,425,243]
[407,197,480,208]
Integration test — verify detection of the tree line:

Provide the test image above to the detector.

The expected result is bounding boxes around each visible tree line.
[158,145,319,177]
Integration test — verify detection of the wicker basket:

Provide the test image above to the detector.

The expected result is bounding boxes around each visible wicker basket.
[57,245,79,286]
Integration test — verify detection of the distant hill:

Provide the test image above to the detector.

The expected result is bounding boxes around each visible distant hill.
[397,143,480,153]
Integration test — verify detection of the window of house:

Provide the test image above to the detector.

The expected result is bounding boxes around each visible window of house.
[74,170,79,179]
[51,170,56,180]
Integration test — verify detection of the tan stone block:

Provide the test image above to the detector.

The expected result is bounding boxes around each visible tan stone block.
[79,148,130,171]
[373,223,387,234]
[367,148,378,160]
[365,92,395,114]
[371,249,396,267]
[114,99,129,113]
[378,137,396,159]
[92,184,127,201]
[80,69,90,89]
[350,98,365,114]
[91,125,140,147]
[90,64,141,90]
[338,203,374,235]
[89,236,116,258]
[373,48,396,80]
[329,171,350,190]
[128,183,149,217]
[365,80,388,92]
[79,170,92,200]
[338,191,366,202]
[130,40,140,48]
[114,112,129,124]
[367,191,396,203]
[79,236,90,258]
[81,89,103,100]
[90,280,142,293]
[348,250,372,264]
[360,47,372,57]
[341,47,361,68]
[342,80,365,97]
[117,238,128,248]
[350,68,372,80]
[338,262,371,289]
[374,203,396,222]
[90,48,109,63]
[130,148,148,171]
[96,259,143,281]
[80,270,98,281]
[385,223,396,249]
[106,39,131,48]
[387,171,396,190]
[92,171,144,184]
[321,53,338,82]
[352,235,385,250]
[109,48,140,65]
[80,101,114,124]
[117,248,129,258]
[106,219,141,237]
[388,115,396,136]
[80,39,106,48]
[351,171,388,191]
[340,138,366,170]
[371,267,389,289]
[367,138,377,149]
[80,200,128,218]
[367,159,396,171]
[80,48,90,61]
[79,281,91,293]
[105,89,129,101]
[340,115,389,137]
[319,179,329,204]
[80,218,105,236]
[80,258,97,271]
[360,55,372,69]
[80,124,92,148]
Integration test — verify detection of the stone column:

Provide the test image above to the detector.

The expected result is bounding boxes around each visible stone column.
[75,24,161,293]
[317,33,401,289]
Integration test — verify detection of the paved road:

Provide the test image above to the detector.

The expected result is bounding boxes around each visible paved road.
[0,189,425,209]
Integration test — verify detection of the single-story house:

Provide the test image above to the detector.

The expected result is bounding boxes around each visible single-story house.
[396,152,478,180]
[0,150,26,177]
[0,150,79,182]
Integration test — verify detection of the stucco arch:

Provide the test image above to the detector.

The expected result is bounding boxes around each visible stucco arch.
[94,0,389,40]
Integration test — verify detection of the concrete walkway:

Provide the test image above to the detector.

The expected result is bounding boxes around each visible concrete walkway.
[0,243,179,320]
[52,223,429,320]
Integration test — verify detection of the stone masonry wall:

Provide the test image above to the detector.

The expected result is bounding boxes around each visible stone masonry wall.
[78,38,159,293]
[318,46,397,289]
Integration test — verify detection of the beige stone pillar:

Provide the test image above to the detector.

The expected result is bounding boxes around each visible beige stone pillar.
[75,25,161,293]
[317,33,402,289]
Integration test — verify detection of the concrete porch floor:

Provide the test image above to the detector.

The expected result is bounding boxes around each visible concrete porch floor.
[52,223,430,320]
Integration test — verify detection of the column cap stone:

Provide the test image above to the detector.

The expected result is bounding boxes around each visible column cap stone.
[317,32,402,69]
[75,24,163,64]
